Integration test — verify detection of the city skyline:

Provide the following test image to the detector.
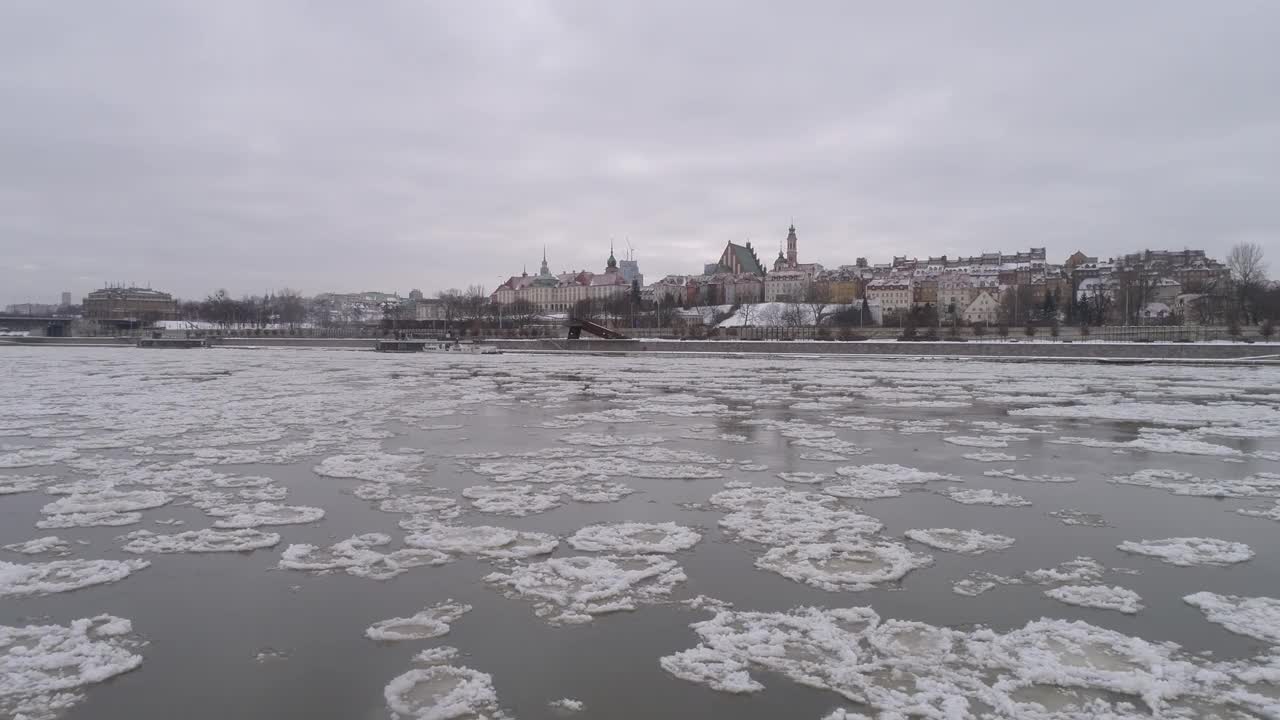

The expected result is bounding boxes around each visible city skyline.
[3,2,1278,306]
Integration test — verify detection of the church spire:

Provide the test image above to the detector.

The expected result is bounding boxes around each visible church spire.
[539,246,550,276]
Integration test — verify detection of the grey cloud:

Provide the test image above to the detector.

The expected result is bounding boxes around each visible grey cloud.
[1,1,1277,304]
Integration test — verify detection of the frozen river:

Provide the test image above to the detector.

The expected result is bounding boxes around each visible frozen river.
[2,347,1280,719]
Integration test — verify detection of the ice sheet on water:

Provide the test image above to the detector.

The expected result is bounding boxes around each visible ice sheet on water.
[1238,500,1280,522]
[567,522,701,554]
[0,447,77,468]
[548,697,584,712]
[0,474,49,494]
[1044,584,1144,614]
[788,437,871,458]
[944,435,1013,448]
[904,528,1014,555]
[952,572,1022,596]
[365,601,472,641]
[405,523,558,560]
[384,664,508,720]
[938,487,1032,507]
[963,452,1019,462]
[661,604,1254,717]
[0,615,142,720]
[778,472,829,484]
[37,511,142,529]
[280,533,451,580]
[485,555,686,625]
[237,485,288,502]
[984,468,1076,483]
[755,541,932,592]
[41,490,171,516]
[412,646,458,666]
[1184,592,1280,644]
[1111,468,1280,498]
[121,528,280,554]
[557,480,636,503]
[1048,509,1109,527]
[1024,556,1107,585]
[204,502,325,528]
[313,452,428,485]
[0,558,148,597]
[377,494,460,517]
[709,486,883,546]
[463,484,562,516]
[1053,432,1241,457]
[1117,537,1254,567]
[559,433,666,447]
[2,536,72,556]
[1011,400,1280,431]
[353,483,393,501]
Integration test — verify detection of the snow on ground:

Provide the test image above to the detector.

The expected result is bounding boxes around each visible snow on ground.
[0,558,149,597]
[1117,537,1254,566]
[904,529,1015,555]
[1184,592,1280,644]
[1044,584,1144,614]
[365,601,472,641]
[0,615,143,719]
[279,533,451,580]
[485,555,687,625]
[567,522,701,554]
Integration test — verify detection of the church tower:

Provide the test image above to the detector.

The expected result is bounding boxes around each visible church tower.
[786,224,798,268]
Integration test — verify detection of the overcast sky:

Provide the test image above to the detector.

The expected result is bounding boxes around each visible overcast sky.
[2,1,1277,305]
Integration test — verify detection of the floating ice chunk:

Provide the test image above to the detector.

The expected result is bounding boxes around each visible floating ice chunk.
[405,523,558,560]
[559,433,666,447]
[365,601,472,641]
[384,665,506,720]
[353,483,393,500]
[206,503,325,528]
[0,558,148,597]
[799,451,849,462]
[485,555,686,625]
[412,646,459,665]
[0,447,77,468]
[1024,557,1106,585]
[821,479,901,500]
[558,480,636,503]
[0,474,47,494]
[1011,400,1280,429]
[0,615,142,719]
[904,529,1014,555]
[1053,433,1241,457]
[1045,584,1144,614]
[1184,592,1280,644]
[567,522,701,554]
[2,536,71,556]
[953,572,1022,596]
[983,468,1076,483]
[121,528,280,554]
[548,697,584,712]
[821,711,871,720]
[755,541,932,591]
[835,463,956,485]
[777,472,829,484]
[37,511,142,529]
[1117,537,1254,567]
[789,437,871,457]
[1111,468,1280,498]
[1238,501,1280,522]
[1048,509,1109,527]
[463,484,562,516]
[41,490,170,516]
[616,447,720,465]
[313,452,427,485]
[943,436,1010,448]
[378,494,460,517]
[963,452,1018,462]
[280,533,451,580]
[238,485,288,502]
[681,595,734,612]
[938,487,1031,507]
[710,486,883,546]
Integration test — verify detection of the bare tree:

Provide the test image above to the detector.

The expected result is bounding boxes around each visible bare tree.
[780,303,807,329]
[736,302,756,328]
[802,284,834,327]
[1228,242,1268,323]
[507,298,540,327]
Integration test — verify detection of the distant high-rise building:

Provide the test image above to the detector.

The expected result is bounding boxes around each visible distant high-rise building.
[60,291,72,308]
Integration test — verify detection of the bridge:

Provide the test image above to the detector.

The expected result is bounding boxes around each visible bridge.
[565,317,628,340]
[0,315,75,336]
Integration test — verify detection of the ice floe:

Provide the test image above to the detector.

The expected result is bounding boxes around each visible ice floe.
[384,664,508,720]
[984,468,1076,483]
[777,472,829,484]
[313,452,428,485]
[709,486,883,546]
[405,523,558,560]
[0,615,143,720]
[567,522,701,554]
[1184,592,1280,644]
[204,502,325,528]
[121,528,281,554]
[1117,537,1254,567]
[365,601,472,641]
[1111,468,1280,498]
[37,510,143,529]
[485,555,686,625]
[937,487,1032,507]
[755,541,932,591]
[904,528,1014,555]
[463,484,562,516]
[280,533,451,580]
[2,536,71,556]
[548,697,584,712]
[962,451,1018,462]
[1044,584,1144,614]
[0,558,149,597]
[41,489,170,516]
[1048,509,1109,527]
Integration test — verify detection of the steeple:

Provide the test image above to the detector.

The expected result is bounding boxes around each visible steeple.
[607,241,618,271]
[539,246,550,276]
[786,224,798,267]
